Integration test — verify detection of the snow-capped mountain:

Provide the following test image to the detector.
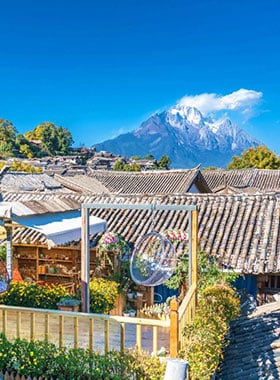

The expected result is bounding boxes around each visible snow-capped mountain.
[93,102,262,168]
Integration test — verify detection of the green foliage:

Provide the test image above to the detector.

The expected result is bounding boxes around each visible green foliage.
[180,284,240,380]
[228,145,280,169]
[124,163,141,171]
[0,334,165,379]
[9,159,42,173]
[202,166,218,171]
[157,154,171,169]
[143,154,155,160]
[25,122,74,156]
[88,277,119,314]
[15,134,40,158]
[113,159,125,171]
[0,119,17,158]
[165,250,238,293]
[130,155,141,160]
[0,281,69,309]
[0,246,6,261]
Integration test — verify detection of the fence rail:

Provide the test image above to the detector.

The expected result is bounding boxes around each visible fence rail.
[0,305,169,355]
[178,282,197,349]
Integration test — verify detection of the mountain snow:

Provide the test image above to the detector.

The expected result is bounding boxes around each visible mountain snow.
[94,101,262,168]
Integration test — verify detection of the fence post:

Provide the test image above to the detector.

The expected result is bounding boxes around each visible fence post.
[191,209,198,307]
[169,298,179,358]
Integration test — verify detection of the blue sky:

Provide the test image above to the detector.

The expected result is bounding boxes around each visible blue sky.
[0,0,279,154]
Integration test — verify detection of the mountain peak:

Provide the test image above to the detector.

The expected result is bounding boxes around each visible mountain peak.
[93,99,262,168]
[166,104,204,130]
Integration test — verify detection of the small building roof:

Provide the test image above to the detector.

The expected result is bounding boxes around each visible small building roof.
[0,171,68,192]
[56,167,211,194]
[203,168,280,193]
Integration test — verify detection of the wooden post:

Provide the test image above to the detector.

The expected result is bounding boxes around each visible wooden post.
[5,223,13,280]
[81,206,90,313]
[191,209,198,306]
[170,298,179,358]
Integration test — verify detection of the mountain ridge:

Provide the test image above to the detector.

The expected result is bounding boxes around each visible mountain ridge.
[93,103,261,168]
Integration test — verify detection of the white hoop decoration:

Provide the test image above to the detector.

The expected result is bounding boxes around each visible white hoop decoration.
[0,259,10,294]
[130,231,176,286]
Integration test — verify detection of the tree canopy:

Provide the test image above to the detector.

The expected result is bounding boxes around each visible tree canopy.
[0,119,17,158]
[228,146,280,170]
[25,122,74,156]
[157,154,171,169]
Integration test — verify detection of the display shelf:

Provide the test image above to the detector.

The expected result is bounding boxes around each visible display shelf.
[40,273,74,278]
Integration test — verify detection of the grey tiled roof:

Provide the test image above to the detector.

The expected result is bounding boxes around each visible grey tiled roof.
[54,174,109,194]
[218,301,280,379]
[0,172,67,192]
[203,169,280,193]
[2,191,279,274]
[57,167,211,194]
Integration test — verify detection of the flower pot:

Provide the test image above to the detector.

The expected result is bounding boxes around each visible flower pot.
[57,304,80,312]
[129,309,136,317]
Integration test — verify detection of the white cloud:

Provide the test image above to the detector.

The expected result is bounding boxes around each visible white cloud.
[178,89,263,117]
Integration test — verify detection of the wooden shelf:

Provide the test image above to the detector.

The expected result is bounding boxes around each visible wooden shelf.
[39,273,74,278]
[39,259,72,263]
[16,257,36,260]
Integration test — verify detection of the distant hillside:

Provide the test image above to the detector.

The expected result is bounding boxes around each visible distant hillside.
[93,102,262,168]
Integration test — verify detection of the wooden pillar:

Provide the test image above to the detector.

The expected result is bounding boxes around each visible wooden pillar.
[81,206,90,313]
[169,298,179,358]
[5,222,13,280]
[191,209,198,306]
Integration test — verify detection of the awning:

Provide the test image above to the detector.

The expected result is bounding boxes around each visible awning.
[11,210,107,247]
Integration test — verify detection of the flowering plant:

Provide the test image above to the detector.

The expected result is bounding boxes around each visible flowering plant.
[162,229,188,243]
[98,232,123,251]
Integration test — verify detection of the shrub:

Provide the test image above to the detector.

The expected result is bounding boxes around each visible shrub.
[0,334,165,379]
[180,284,240,380]
[88,277,119,314]
[0,281,69,309]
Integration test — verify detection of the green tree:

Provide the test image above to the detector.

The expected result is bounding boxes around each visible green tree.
[130,155,141,160]
[124,163,141,171]
[10,159,42,173]
[113,159,125,171]
[25,122,73,156]
[157,154,171,169]
[0,119,17,158]
[144,154,155,160]
[228,146,280,169]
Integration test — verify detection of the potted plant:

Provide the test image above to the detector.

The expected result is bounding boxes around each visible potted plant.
[57,296,81,312]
